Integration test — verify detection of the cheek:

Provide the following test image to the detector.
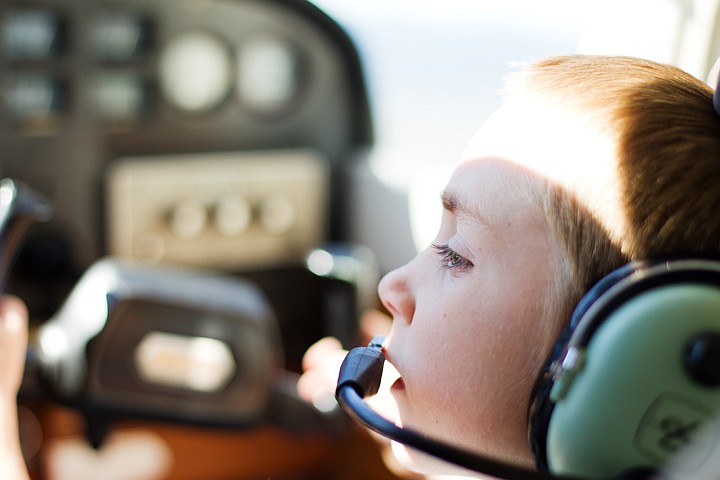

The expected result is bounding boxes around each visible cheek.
[397,297,501,411]
[398,281,550,445]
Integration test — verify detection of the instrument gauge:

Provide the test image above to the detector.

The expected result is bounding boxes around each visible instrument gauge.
[237,37,303,117]
[158,31,232,113]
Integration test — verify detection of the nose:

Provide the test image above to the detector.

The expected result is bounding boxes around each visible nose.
[377,263,415,325]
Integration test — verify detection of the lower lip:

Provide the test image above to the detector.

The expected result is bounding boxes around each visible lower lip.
[391,377,405,392]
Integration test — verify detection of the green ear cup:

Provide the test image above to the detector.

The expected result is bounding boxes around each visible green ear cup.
[547,283,720,478]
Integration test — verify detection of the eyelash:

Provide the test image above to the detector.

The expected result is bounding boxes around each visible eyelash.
[431,243,473,271]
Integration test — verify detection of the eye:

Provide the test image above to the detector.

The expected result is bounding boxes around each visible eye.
[431,243,473,271]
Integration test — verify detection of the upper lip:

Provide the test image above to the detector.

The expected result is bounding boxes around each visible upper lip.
[381,344,400,374]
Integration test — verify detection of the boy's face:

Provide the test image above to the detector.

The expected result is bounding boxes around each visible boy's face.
[379,155,559,470]
[378,99,613,472]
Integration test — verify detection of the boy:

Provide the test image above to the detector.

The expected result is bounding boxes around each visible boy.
[301,55,720,476]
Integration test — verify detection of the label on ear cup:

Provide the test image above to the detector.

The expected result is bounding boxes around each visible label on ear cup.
[634,393,716,470]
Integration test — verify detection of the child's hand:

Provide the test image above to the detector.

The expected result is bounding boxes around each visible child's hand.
[0,296,28,399]
[297,336,348,410]
[0,295,30,480]
[297,308,395,409]
[297,310,421,478]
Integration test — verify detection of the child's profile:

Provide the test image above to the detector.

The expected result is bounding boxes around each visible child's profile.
[301,54,720,478]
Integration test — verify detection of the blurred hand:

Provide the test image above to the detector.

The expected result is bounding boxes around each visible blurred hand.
[297,308,394,408]
[297,309,423,479]
[0,296,28,399]
[0,295,30,480]
[297,336,347,408]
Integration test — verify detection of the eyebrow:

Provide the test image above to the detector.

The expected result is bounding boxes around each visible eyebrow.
[440,191,458,212]
[440,190,491,226]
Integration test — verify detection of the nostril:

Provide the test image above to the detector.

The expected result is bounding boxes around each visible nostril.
[377,268,415,325]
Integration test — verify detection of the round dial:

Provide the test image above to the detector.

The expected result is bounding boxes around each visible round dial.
[158,31,232,113]
[237,37,302,116]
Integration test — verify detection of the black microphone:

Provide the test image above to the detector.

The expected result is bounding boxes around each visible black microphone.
[335,337,575,480]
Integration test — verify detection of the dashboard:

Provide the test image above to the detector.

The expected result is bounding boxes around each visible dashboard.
[1,3,390,478]
[1,0,372,370]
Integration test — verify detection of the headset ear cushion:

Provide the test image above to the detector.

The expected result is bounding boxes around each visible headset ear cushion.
[530,260,720,478]
[528,262,641,469]
[547,282,720,477]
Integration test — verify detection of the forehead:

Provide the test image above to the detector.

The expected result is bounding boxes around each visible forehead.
[458,98,625,240]
[444,156,542,227]
[463,99,614,178]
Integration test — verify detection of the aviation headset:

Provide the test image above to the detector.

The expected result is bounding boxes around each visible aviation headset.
[528,259,720,478]
[336,75,720,479]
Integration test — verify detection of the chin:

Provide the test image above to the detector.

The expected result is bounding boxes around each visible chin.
[388,427,537,479]
[390,441,483,478]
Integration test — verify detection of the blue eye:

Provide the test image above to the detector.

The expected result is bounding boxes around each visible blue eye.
[431,243,473,271]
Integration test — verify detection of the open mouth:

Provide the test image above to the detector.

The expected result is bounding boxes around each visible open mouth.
[382,351,404,392]
[380,341,404,394]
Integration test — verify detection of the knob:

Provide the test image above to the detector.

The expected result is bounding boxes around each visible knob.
[168,199,207,240]
[214,195,252,237]
[258,194,295,235]
[684,332,720,387]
